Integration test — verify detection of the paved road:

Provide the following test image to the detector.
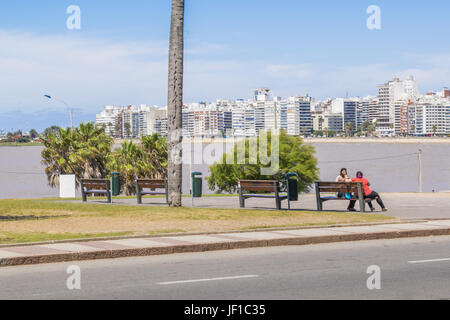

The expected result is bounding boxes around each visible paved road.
[1,236,450,300]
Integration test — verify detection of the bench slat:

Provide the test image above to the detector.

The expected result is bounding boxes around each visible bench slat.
[240,180,278,185]
[242,186,277,192]
[137,179,166,189]
[85,190,109,194]
[139,184,166,189]
[244,194,288,199]
[81,179,110,190]
[318,188,358,193]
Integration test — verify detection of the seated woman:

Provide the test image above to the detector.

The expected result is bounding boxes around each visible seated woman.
[348,171,388,212]
[336,168,352,198]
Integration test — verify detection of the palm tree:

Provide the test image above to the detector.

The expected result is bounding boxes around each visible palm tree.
[107,141,154,195]
[124,122,132,139]
[74,122,113,179]
[318,116,324,131]
[41,127,78,187]
[344,122,354,137]
[142,133,168,179]
[41,123,113,188]
[167,0,185,207]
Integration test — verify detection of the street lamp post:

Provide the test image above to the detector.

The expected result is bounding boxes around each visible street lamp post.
[44,95,73,129]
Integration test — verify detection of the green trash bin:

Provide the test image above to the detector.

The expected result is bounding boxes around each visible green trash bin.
[111,172,121,196]
[192,172,203,198]
[286,173,299,201]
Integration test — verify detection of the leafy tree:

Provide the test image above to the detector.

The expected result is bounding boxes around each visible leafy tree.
[29,129,39,139]
[16,136,31,143]
[6,132,14,142]
[313,130,323,137]
[207,131,319,194]
[42,126,62,138]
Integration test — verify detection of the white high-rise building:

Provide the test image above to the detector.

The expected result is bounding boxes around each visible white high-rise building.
[415,95,450,135]
[96,106,121,136]
[377,76,419,136]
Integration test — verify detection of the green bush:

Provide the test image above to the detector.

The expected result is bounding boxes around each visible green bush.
[207,131,319,194]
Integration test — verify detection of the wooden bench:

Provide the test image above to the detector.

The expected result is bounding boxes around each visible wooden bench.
[238,180,288,210]
[315,181,371,212]
[81,179,112,203]
[136,179,168,204]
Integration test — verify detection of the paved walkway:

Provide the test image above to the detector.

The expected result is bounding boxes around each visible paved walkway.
[1,219,450,267]
[70,192,450,220]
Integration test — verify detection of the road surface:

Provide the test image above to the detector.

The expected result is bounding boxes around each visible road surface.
[0,236,449,300]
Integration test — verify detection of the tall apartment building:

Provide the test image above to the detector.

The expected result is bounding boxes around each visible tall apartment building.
[331,98,357,131]
[415,96,450,135]
[368,98,379,123]
[279,96,312,136]
[95,106,121,136]
[146,107,168,136]
[299,96,312,135]
[444,88,450,98]
[394,100,416,136]
[377,76,419,136]
[96,105,167,139]
[312,112,343,133]
[356,99,370,128]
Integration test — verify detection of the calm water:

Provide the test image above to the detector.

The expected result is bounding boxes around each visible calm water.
[0,143,449,199]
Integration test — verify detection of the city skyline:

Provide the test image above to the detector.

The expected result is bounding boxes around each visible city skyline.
[95,76,450,139]
[2,74,449,133]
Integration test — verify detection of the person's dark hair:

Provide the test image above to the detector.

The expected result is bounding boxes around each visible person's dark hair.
[340,168,347,176]
[356,171,363,178]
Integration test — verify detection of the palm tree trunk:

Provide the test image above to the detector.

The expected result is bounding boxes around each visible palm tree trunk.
[167,0,185,207]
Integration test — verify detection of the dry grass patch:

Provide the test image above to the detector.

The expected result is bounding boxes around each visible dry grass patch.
[0,199,396,245]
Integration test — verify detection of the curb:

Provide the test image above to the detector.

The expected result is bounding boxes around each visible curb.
[0,219,418,249]
[1,227,450,267]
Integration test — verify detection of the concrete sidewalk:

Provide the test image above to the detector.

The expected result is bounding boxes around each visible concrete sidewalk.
[1,219,450,267]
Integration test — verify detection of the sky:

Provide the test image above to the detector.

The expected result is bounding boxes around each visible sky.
[1,0,450,130]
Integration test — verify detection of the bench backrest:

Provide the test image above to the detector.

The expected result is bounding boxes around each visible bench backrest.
[316,182,362,195]
[137,179,167,189]
[81,179,110,190]
[239,180,280,193]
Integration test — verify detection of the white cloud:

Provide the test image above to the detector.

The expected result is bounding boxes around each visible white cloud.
[0,29,448,116]
[0,30,169,113]
[266,64,312,79]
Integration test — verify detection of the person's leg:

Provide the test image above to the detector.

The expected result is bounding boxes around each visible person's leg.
[365,198,374,210]
[364,193,377,211]
[366,191,386,210]
[371,191,386,210]
[348,199,356,211]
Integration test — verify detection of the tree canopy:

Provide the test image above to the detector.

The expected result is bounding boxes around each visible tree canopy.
[207,131,319,194]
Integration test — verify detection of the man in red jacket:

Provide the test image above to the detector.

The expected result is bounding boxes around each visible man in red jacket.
[348,171,387,212]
